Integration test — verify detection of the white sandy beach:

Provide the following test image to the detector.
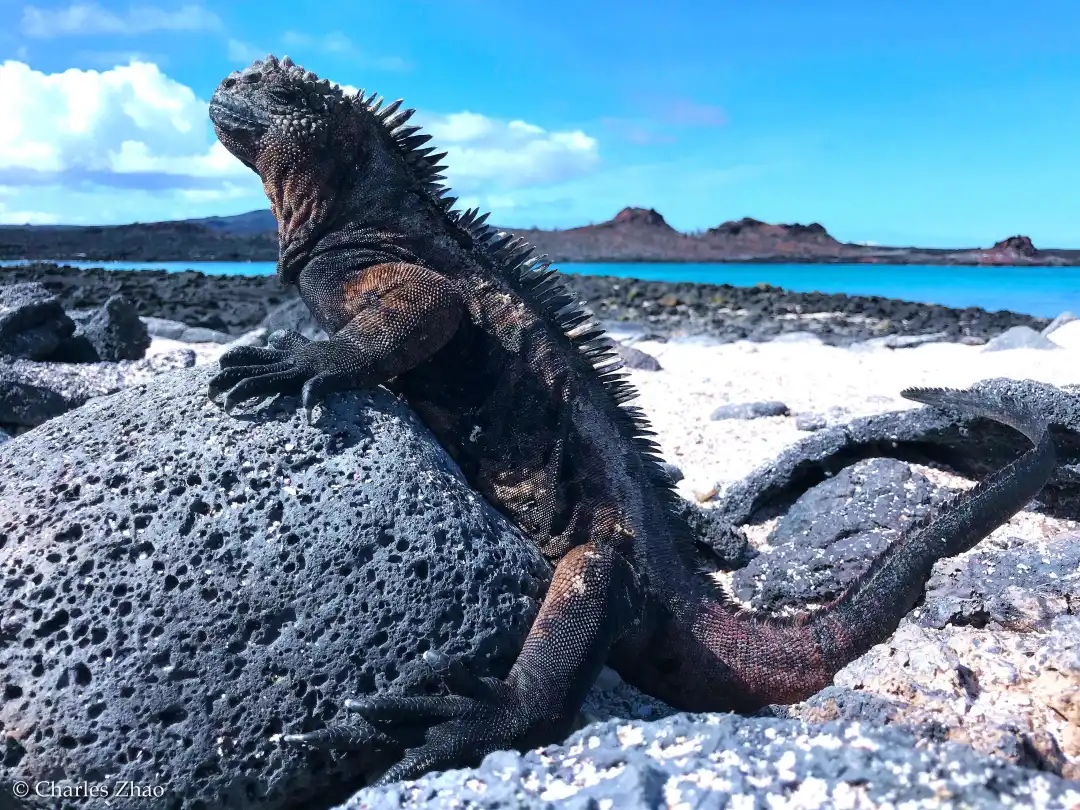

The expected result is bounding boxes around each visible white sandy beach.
[625,336,1080,500]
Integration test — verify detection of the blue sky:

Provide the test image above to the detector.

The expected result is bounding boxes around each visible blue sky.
[1,1,1078,247]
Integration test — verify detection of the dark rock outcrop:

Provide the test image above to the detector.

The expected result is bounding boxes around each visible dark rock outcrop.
[710,400,790,421]
[0,350,195,428]
[614,342,662,371]
[0,365,550,810]
[0,282,75,360]
[992,235,1038,258]
[704,217,840,254]
[260,297,327,341]
[919,531,1080,631]
[0,263,295,335]
[730,459,952,610]
[822,615,1080,779]
[331,712,1080,810]
[675,500,757,572]
[712,378,1080,526]
[50,294,151,362]
[2,264,1053,347]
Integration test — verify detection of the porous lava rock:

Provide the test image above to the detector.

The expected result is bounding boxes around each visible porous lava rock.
[0,365,550,810]
[673,501,757,572]
[712,378,1080,526]
[332,712,1080,809]
[824,615,1080,779]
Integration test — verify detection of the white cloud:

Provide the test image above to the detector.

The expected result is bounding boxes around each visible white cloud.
[0,200,60,225]
[0,59,601,224]
[0,59,249,183]
[416,112,599,192]
[279,30,410,72]
[21,3,223,38]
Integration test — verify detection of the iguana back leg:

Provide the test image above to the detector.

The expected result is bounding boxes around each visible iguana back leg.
[285,541,642,785]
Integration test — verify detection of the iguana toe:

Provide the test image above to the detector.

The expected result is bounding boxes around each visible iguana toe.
[267,328,313,352]
[220,367,307,412]
[217,344,289,368]
[280,716,395,752]
[208,361,293,400]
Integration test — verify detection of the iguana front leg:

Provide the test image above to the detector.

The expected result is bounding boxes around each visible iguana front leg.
[285,542,641,785]
[208,262,464,419]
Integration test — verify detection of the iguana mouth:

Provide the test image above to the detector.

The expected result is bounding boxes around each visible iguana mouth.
[208,99,264,133]
[208,99,263,170]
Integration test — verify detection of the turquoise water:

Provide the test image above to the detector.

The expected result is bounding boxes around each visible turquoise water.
[3,258,1078,318]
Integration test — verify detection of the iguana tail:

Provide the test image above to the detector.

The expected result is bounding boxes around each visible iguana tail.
[678,386,1056,710]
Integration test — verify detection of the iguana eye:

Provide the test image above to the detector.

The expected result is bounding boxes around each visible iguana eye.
[267,87,293,103]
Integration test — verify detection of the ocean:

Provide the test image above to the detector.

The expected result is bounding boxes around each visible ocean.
[3,259,1078,319]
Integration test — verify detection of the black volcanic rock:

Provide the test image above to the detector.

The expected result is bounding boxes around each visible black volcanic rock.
[730,458,952,610]
[0,263,294,335]
[0,282,76,360]
[0,365,550,810]
[0,264,1055,348]
[919,532,1080,631]
[260,297,327,341]
[50,294,151,362]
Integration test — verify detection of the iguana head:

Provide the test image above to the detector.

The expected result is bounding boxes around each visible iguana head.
[210,55,435,281]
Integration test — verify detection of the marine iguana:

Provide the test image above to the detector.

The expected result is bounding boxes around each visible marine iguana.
[206,55,1058,785]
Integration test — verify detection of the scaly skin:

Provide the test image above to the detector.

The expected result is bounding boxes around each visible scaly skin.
[206,55,1058,785]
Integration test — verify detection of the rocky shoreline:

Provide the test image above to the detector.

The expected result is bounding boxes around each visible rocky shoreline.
[0,261,1052,345]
